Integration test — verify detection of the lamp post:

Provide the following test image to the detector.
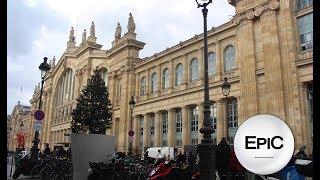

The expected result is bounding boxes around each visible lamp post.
[221,77,231,141]
[195,0,216,179]
[30,57,51,159]
[128,96,136,155]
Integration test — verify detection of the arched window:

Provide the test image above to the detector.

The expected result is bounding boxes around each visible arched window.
[99,68,108,86]
[224,45,236,71]
[54,68,75,107]
[190,58,199,82]
[140,77,146,96]
[297,0,313,11]
[151,73,157,93]
[175,63,183,86]
[162,68,170,89]
[208,52,216,76]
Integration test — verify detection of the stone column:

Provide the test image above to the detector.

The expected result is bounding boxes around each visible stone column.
[182,105,190,146]
[215,41,222,80]
[183,55,188,84]
[197,103,204,143]
[237,18,258,123]
[216,99,226,142]
[167,108,175,147]
[261,8,285,120]
[154,111,161,146]
[143,113,150,148]
[133,116,139,154]
[135,74,139,98]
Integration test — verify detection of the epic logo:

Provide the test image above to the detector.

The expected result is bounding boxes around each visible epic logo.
[245,136,283,149]
[234,114,294,175]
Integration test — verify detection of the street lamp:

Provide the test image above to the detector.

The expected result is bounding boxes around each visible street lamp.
[195,0,216,179]
[30,57,51,159]
[128,96,136,155]
[221,77,231,98]
[221,77,231,141]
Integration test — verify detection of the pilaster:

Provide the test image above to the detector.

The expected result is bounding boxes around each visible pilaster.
[167,108,175,147]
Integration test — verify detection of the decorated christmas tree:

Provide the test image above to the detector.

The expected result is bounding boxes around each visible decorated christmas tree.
[71,68,112,134]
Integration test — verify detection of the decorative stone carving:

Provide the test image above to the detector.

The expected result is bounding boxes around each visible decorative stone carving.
[69,27,75,42]
[82,29,87,44]
[115,22,122,40]
[52,56,56,67]
[254,6,262,17]
[268,0,280,10]
[245,9,254,20]
[127,13,136,34]
[90,21,95,37]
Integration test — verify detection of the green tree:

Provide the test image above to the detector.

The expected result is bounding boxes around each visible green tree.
[71,68,112,134]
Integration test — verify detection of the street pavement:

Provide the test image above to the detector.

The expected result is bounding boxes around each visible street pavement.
[7,157,39,180]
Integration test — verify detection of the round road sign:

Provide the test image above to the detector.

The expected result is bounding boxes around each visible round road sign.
[34,110,45,121]
[128,130,134,137]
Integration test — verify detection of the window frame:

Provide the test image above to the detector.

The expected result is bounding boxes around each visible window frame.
[224,45,236,72]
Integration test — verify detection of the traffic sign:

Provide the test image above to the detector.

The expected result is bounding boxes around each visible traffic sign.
[128,130,134,137]
[34,110,45,121]
[34,121,42,131]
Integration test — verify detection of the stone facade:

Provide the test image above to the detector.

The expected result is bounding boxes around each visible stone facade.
[9,0,313,154]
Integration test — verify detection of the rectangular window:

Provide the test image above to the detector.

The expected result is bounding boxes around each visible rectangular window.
[151,141,154,147]
[139,117,144,136]
[297,0,313,11]
[176,109,182,133]
[298,13,313,51]
[150,115,155,135]
[162,112,168,134]
[176,140,182,147]
[162,140,167,147]
[191,139,198,145]
[227,99,238,128]
[190,107,198,132]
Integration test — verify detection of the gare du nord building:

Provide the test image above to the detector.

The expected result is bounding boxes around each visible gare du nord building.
[23,0,312,155]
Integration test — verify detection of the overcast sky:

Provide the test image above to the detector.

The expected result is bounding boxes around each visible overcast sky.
[7,0,235,114]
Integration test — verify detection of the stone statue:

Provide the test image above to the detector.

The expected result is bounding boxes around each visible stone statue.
[127,13,136,34]
[69,27,75,41]
[82,29,87,43]
[52,56,56,67]
[90,21,95,37]
[115,22,122,40]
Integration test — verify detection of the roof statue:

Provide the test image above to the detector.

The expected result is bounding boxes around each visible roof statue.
[90,21,95,37]
[69,27,75,42]
[52,56,56,67]
[127,13,136,34]
[82,29,87,44]
[115,22,122,40]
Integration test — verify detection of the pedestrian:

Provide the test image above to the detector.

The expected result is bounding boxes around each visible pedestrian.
[216,137,230,180]
[296,145,308,159]
[43,143,51,157]
[229,145,245,180]
[177,151,183,168]
[188,151,196,168]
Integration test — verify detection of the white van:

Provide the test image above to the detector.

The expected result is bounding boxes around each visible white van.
[144,147,177,159]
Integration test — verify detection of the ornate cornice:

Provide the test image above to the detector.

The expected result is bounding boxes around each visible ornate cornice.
[232,0,280,26]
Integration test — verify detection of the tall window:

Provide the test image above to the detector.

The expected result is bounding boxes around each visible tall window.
[175,109,182,147]
[175,63,183,86]
[140,77,146,96]
[190,58,199,82]
[151,73,157,94]
[210,103,217,143]
[162,68,170,89]
[139,116,144,136]
[162,112,168,134]
[150,115,155,135]
[208,52,216,76]
[190,107,199,132]
[297,0,313,11]
[224,45,236,71]
[297,13,313,51]
[176,109,182,133]
[100,68,108,86]
[227,99,238,144]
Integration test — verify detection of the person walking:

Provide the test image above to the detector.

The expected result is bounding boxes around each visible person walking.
[229,145,245,180]
[43,143,51,157]
[216,137,231,180]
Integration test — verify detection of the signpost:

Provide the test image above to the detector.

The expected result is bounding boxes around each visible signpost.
[34,121,42,131]
[34,109,45,121]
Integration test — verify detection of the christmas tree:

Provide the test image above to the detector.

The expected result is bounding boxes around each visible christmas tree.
[71,68,112,134]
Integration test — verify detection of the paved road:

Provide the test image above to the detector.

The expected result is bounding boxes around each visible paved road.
[7,157,39,180]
